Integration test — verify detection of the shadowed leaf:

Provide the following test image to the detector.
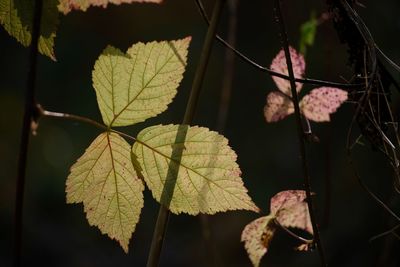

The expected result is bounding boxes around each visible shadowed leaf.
[132,124,259,215]
[0,0,59,59]
[264,91,294,122]
[67,132,144,252]
[241,215,276,267]
[92,37,191,127]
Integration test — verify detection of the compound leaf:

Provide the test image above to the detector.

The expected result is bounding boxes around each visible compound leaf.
[0,0,59,60]
[67,132,144,252]
[58,0,163,14]
[92,37,191,127]
[132,124,259,215]
[270,46,305,96]
[264,91,294,122]
[241,215,276,267]
[300,87,348,122]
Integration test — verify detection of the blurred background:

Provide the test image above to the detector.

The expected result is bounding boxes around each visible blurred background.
[1,0,400,266]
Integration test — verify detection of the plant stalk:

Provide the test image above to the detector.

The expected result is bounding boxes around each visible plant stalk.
[146,0,226,266]
[13,1,43,266]
[273,1,327,266]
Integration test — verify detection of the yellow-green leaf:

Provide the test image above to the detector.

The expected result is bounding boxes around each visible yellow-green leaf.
[241,215,276,267]
[0,0,59,60]
[58,0,163,14]
[92,37,191,127]
[132,124,259,215]
[67,132,144,252]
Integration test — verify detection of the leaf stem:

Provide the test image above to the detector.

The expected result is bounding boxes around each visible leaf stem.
[146,1,226,266]
[273,1,327,266]
[13,1,43,266]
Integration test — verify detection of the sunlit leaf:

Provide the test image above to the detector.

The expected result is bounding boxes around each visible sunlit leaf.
[92,37,191,127]
[300,87,348,122]
[67,132,144,252]
[241,215,276,267]
[264,91,294,122]
[270,47,305,96]
[132,124,259,215]
[58,0,163,14]
[0,0,59,60]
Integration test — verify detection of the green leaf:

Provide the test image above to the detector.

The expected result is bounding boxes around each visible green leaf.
[132,124,259,215]
[92,37,191,127]
[67,132,144,252]
[0,0,59,60]
[299,11,317,56]
[58,0,163,14]
[241,215,276,267]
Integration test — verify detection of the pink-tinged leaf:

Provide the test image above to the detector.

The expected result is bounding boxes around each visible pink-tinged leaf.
[58,0,163,14]
[241,215,276,267]
[276,202,313,234]
[264,91,294,122]
[270,190,307,215]
[300,87,348,122]
[270,47,306,96]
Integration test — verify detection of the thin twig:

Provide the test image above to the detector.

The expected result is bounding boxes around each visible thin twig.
[194,0,362,89]
[13,1,43,266]
[146,1,226,266]
[273,1,327,266]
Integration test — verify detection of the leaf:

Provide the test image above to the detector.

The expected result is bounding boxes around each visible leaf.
[92,37,191,127]
[300,87,348,122]
[264,91,294,122]
[67,132,144,252]
[299,11,318,55]
[0,0,59,60]
[270,190,307,215]
[58,0,163,14]
[270,190,312,234]
[275,202,313,234]
[132,124,259,215]
[270,46,305,96]
[241,215,276,267]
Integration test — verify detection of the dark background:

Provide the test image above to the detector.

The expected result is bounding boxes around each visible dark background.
[1,0,400,266]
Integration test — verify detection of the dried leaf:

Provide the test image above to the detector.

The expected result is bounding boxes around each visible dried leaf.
[58,0,163,14]
[132,124,259,215]
[270,46,305,96]
[264,91,294,122]
[300,87,348,122]
[241,215,276,267]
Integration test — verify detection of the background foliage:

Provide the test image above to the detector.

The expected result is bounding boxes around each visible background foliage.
[1,0,400,266]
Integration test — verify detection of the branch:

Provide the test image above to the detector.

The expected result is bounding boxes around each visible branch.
[146,1,226,266]
[273,1,327,266]
[13,1,43,266]
[194,0,362,89]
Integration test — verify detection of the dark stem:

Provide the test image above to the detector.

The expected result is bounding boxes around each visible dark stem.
[194,0,362,89]
[13,1,43,266]
[199,1,239,266]
[146,1,226,266]
[273,1,327,266]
